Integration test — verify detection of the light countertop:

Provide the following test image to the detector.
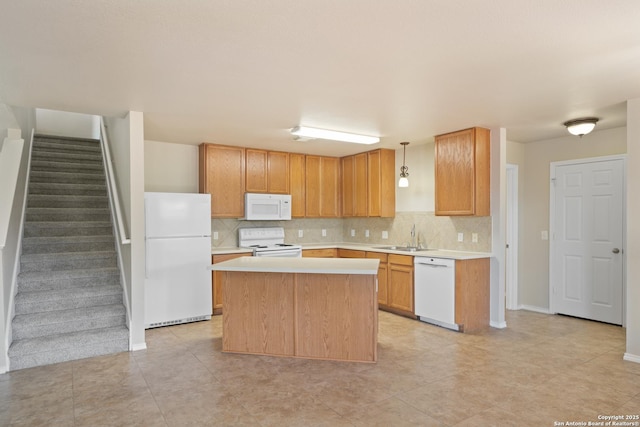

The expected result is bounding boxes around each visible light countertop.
[209,256,380,275]
[211,243,491,260]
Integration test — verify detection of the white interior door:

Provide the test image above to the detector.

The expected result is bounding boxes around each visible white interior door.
[550,157,624,325]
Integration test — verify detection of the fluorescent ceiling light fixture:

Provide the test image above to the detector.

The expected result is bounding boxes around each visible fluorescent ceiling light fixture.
[563,117,599,137]
[291,126,379,144]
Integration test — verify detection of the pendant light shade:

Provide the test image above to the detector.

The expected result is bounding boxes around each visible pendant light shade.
[564,118,599,137]
[399,142,409,187]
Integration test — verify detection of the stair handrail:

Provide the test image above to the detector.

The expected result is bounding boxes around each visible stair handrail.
[99,118,130,245]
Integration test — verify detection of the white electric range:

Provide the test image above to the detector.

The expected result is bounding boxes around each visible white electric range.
[238,227,302,258]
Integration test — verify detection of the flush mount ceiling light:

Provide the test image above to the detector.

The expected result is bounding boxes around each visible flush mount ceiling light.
[398,142,410,188]
[563,117,599,137]
[290,126,380,145]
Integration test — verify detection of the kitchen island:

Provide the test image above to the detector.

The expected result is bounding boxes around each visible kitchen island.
[210,256,379,363]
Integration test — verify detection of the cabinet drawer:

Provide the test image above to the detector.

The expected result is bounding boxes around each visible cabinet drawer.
[338,249,366,258]
[366,251,388,262]
[388,254,414,266]
[302,248,337,258]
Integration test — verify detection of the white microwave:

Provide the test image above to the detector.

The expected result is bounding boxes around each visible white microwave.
[244,193,292,220]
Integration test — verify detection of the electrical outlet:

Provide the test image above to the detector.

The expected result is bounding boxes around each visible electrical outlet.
[351,229,356,237]
[365,229,370,238]
[457,232,464,242]
[298,229,304,238]
[213,231,219,240]
[472,233,478,243]
[382,231,388,239]
[321,229,327,237]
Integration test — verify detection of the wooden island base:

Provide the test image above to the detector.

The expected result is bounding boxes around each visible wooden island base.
[222,270,378,363]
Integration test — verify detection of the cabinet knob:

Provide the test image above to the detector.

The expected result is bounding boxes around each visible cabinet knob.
[612,248,620,254]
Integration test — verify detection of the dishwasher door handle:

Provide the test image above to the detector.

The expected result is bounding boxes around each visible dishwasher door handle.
[416,262,450,268]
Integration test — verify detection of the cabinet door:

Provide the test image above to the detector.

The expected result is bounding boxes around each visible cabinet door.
[305,156,321,217]
[289,153,305,217]
[212,253,250,314]
[267,151,289,194]
[368,149,396,218]
[388,255,414,315]
[366,252,389,306]
[341,156,355,217]
[245,149,268,193]
[434,127,490,216]
[354,153,368,217]
[320,156,340,217]
[306,155,340,218]
[199,144,245,217]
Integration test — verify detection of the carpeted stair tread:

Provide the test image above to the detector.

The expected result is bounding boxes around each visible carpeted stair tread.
[29,170,106,185]
[31,159,104,173]
[18,267,120,292]
[15,285,123,314]
[28,182,107,196]
[8,327,129,371]
[31,150,103,163]
[27,194,109,209]
[12,304,126,339]
[26,207,111,222]
[20,250,117,272]
[22,235,116,254]
[23,221,113,237]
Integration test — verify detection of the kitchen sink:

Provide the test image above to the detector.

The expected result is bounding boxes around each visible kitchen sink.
[376,245,431,252]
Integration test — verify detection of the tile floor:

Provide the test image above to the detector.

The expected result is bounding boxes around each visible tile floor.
[1,310,639,426]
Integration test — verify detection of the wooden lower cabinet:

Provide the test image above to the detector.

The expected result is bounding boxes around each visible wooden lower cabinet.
[302,248,337,258]
[454,258,490,332]
[211,253,250,314]
[387,254,415,318]
[366,252,388,306]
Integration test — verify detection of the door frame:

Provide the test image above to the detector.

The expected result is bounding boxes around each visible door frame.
[506,164,519,310]
[549,154,627,325]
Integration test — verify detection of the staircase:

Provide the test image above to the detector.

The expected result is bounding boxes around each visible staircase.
[8,135,129,371]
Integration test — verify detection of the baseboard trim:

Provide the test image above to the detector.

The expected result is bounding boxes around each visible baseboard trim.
[490,320,507,329]
[519,305,551,314]
[623,353,640,364]
[131,343,147,352]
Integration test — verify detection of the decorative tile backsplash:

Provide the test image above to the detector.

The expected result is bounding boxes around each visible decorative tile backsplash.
[212,212,492,252]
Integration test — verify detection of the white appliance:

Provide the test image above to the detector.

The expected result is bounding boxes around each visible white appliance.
[244,193,292,220]
[144,192,212,328]
[238,227,302,257]
[414,257,458,331]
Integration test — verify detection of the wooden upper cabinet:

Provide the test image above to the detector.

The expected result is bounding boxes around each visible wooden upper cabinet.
[434,127,490,216]
[267,151,289,193]
[245,149,289,194]
[289,153,305,217]
[342,149,395,218]
[199,143,245,217]
[305,155,340,217]
[368,149,395,217]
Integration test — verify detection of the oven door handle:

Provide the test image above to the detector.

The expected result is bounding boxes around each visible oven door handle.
[254,249,302,257]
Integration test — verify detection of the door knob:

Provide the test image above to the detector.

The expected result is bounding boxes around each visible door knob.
[612,248,620,254]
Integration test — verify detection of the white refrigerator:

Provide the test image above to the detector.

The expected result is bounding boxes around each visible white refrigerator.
[144,192,212,328]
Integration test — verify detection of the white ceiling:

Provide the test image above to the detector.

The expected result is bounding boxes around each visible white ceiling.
[1,0,639,156]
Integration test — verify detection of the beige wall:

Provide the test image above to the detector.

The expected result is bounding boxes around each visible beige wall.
[144,140,198,193]
[516,126,627,311]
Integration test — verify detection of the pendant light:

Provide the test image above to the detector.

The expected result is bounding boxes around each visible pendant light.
[398,142,410,187]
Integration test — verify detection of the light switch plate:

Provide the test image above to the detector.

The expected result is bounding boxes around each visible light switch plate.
[298,229,304,238]
[382,231,388,239]
[213,231,219,240]
[321,229,327,237]
[350,229,355,237]
[365,229,370,238]
[541,230,548,240]
[472,233,478,243]
[457,232,464,242]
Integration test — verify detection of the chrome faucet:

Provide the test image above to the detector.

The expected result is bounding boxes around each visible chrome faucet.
[410,224,416,248]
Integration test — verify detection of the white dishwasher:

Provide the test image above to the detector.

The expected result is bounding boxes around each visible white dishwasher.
[414,257,458,331]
